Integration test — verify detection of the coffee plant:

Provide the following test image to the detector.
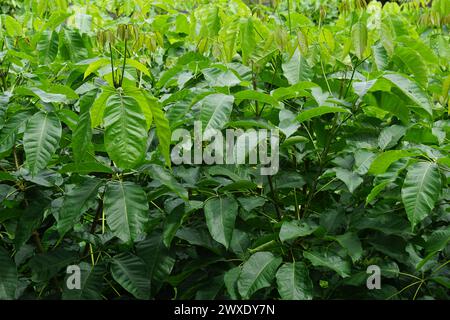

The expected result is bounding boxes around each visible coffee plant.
[0,0,449,300]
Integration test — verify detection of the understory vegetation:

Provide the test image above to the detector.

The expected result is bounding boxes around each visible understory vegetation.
[0,0,449,300]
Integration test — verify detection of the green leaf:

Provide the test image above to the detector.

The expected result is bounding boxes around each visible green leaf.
[224,266,241,300]
[401,162,441,229]
[378,125,406,150]
[29,249,77,282]
[72,92,96,164]
[0,111,32,153]
[16,87,68,104]
[276,262,313,300]
[0,247,18,300]
[84,58,110,79]
[136,233,175,295]
[24,112,62,176]
[425,228,450,253]
[368,150,416,175]
[237,252,282,299]
[57,177,103,236]
[234,90,278,106]
[90,89,114,128]
[351,21,368,60]
[394,47,428,87]
[282,48,313,85]
[366,180,392,204]
[334,232,363,263]
[37,30,59,64]
[296,106,349,123]
[383,73,433,116]
[271,82,318,101]
[333,168,363,193]
[163,202,185,248]
[103,92,148,169]
[203,67,241,87]
[199,93,234,140]
[303,250,350,278]
[127,59,151,77]
[143,164,188,200]
[240,18,256,65]
[279,220,318,242]
[4,15,22,37]
[104,181,149,243]
[204,196,239,249]
[372,43,388,71]
[110,253,150,299]
[146,94,172,166]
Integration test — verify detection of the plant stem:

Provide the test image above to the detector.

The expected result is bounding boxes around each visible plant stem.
[252,62,260,117]
[119,38,127,87]
[32,231,45,254]
[287,0,292,34]
[268,175,282,220]
[109,43,116,87]
[82,197,104,257]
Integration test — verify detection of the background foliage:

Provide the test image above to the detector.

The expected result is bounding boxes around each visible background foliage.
[0,0,449,300]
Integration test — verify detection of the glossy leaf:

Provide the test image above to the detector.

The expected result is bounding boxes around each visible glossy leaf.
[23,112,62,176]
[104,181,149,243]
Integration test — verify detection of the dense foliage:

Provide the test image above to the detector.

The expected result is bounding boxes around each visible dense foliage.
[0,0,449,300]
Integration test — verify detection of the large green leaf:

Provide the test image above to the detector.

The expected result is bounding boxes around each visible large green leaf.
[29,249,77,282]
[199,93,234,140]
[368,150,416,175]
[401,162,441,229]
[146,94,172,166]
[394,47,428,87]
[84,58,110,79]
[204,196,239,249]
[351,21,368,60]
[237,252,282,299]
[90,89,114,128]
[0,247,17,299]
[136,233,175,295]
[104,181,149,243]
[110,253,150,299]
[72,92,96,164]
[333,232,363,263]
[383,73,433,116]
[24,112,62,176]
[57,177,103,236]
[303,250,350,278]
[37,30,59,64]
[240,18,256,65]
[234,90,278,106]
[224,266,241,300]
[103,92,148,169]
[424,228,450,253]
[271,82,318,101]
[4,15,22,37]
[279,220,318,242]
[276,262,313,300]
[282,48,313,85]
[0,111,32,153]
[296,106,349,123]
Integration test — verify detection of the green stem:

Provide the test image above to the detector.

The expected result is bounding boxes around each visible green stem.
[287,0,292,34]
[109,43,116,87]
[119,38,127,87]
